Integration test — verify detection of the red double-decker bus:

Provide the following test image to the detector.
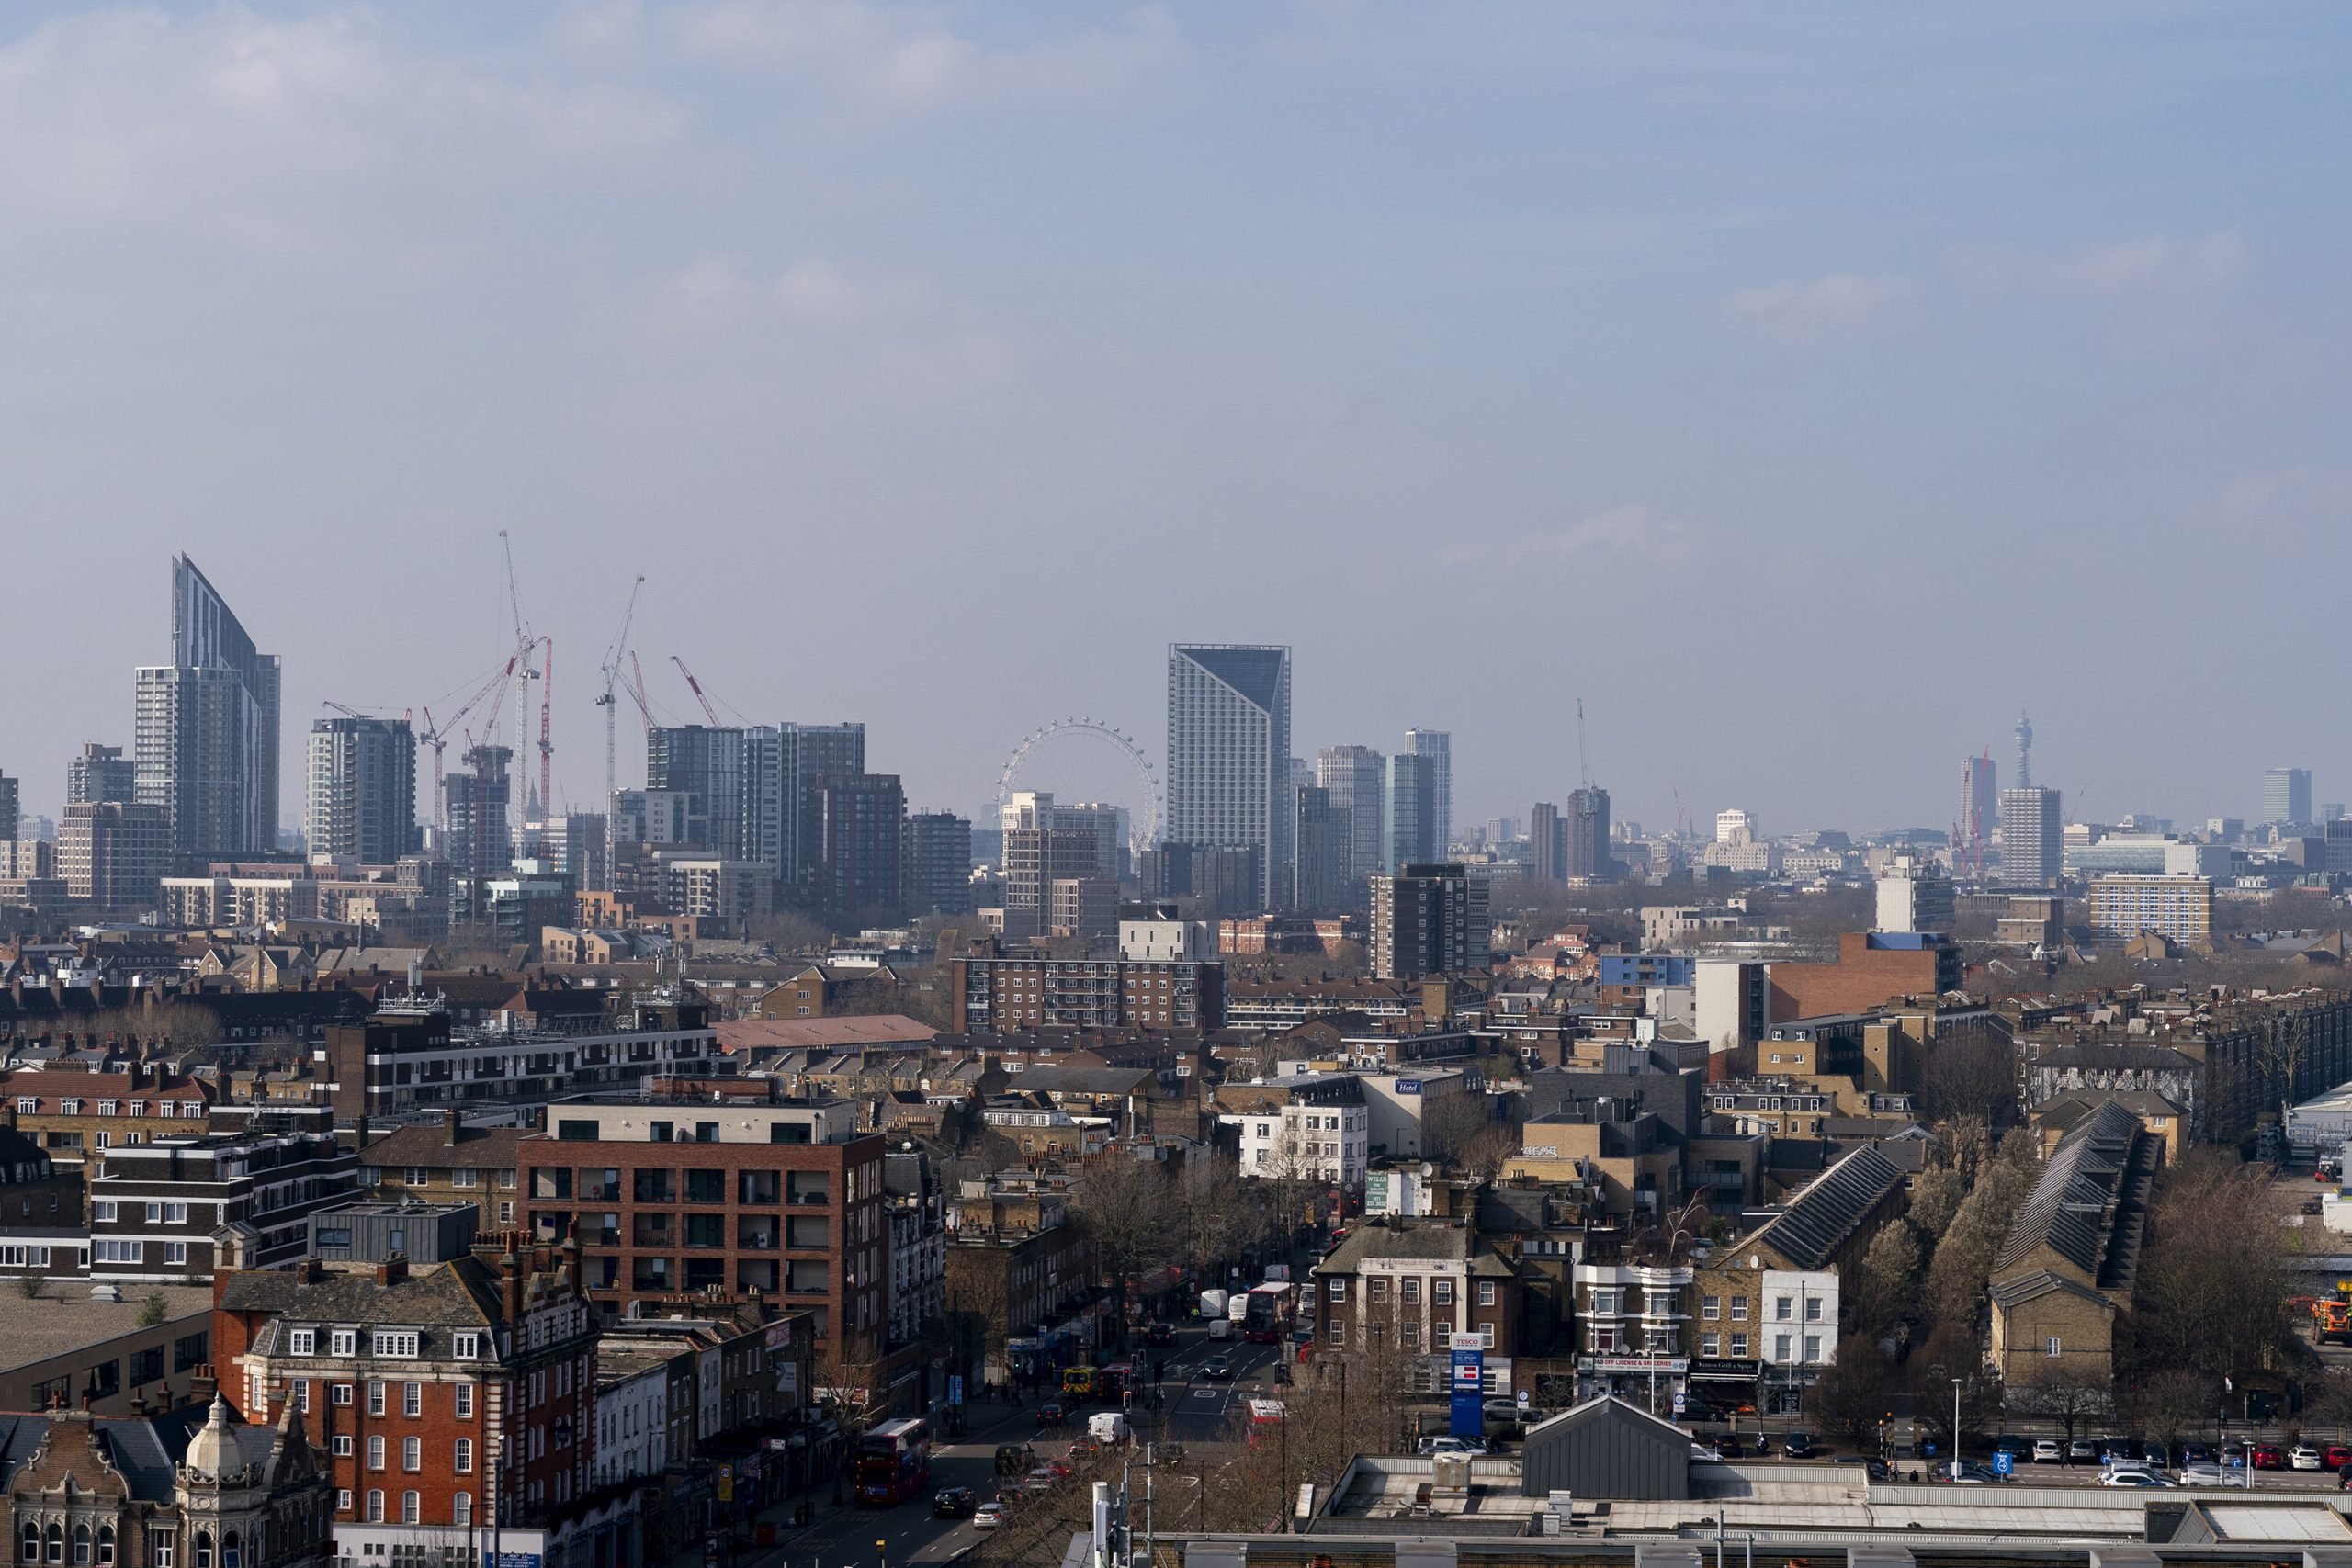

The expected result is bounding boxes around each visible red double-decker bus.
[854,1417,933,1506]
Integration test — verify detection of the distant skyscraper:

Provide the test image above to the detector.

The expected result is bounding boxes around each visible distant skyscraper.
[742,726,785,878]
[0,773,15,842]
[783,722,865,897]
[1564,786,1611,879]
[305,716,418,864]
[647,724,748,857]
[1404,729,1452,853]
[1316,745,1385,897]
[1383,751,1441,873]
[2266,767,2313,829]
[1166,645,1292,911]
[134,556,281,858]
[815,773,906,925]
[446,744,514,881]
[1999,786,2063,889]
[2014,711,2034,791]
[1958,752,1997,877]
[1369,862,1488,981]
[1293,784,1350,911]
[68,744,137,807]
[908,811,974,915]
[1528,802,1563,882]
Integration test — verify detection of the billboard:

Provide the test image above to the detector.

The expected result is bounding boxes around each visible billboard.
[1450,1332,1485,1438]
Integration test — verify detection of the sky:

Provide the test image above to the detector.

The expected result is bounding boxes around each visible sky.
[2,1,2348,840]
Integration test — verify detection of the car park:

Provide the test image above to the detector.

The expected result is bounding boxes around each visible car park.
[2291,1446,2324,1472]
[973,1503,1010,1529]
[933,1488,979,1519]
[2254,1444,2287,1471]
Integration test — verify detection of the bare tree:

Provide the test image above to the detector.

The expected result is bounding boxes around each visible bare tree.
[1919,1033,2018,1127]
[2120,1366,2222,1452]
[1072,1154,1176,1324]
[2129,1152,2295,1386]
[1852,1222,1922,1339]
[1808,1343,1895,1450]
[2011,1358,2112,1454]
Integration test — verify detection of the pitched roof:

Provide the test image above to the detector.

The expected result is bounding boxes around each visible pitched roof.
[1176,645,1287,712]
[1313,1223,1472,1273]
[1988,1268,2117,1314]
[1006,1066,1157,1095]
[714,1016,937,1053]
[222,1255,508,1331]
[2033,1043,2200,1072]
[1996,1100,2156,1291]
[1741,1144,1906,1271]
[359,1122,534,1169]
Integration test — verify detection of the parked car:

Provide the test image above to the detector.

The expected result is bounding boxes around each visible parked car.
[2325,1446,2352,1472]
[2179,1463,2230,1487]
[2067,1439,2097,1463]
[2139,1444,2171,1469]
[1716,1433,1747,1459]
[2032,1439,2063,1462]
[1991,1436,2028,1459]
[2099,1470,2174,1488]
[2220,1442,2246,1467]
[2179,1442,2213,1464]
[1202,1355,1233,1381]
[2290,1446,2325,1472]
[973,1503,1011,1529]
[2254,1444,2288,1471]
[1781,1431,1815,1459]
[1834,1456,1892,1482]
[2339,1467,2352,1492]
[1950,1463,2003,1484]
[933,1488,979,1519]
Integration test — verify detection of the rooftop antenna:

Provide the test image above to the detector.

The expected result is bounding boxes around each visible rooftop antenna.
[1577,698,1591,792]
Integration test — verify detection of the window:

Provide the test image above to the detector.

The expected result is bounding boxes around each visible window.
[1328,1321,1344,1348]
[368,1382,386,1416]
[366,1492,384,1524]
[1480,1323,1495,1348]
[19,1521,33,1564]
[557,1121,599,1142]
[452,1168,479,1188]
[1433,1280,1453,1305]
[94,1240,140,1264]
[401,1437,421,1472]
[1400,1278,1420,1304]
[401,1492,420,1525]
[455,1438,473,1472]
[331,1330,356,1356]
[2046,1337,2064,1357]
[454,1493,472,1528]
[1804,1336,1822,1363]
[1326,1280,1345,1301]
[148,1535,172,1568]
[1774,1296,1792,1321]
[453,1332,479,1359]
[164,1242,188,1265]
[1702,1294,1720,1320]
[1730,1334,1748,1358]
[332,1437,354,1457]
[175,1334,208,1371]
[334,1494,350,1517]
[331,1383,353,1405]
[1774,1335,1792,1361]
[1804,1295,1822,1322]
[189,1537,208,1568]
[368,1436,385,1471]
[1730,1297,1748,1322]
[403,1382,421,1416]
[1478,1280,1497,1306]
[372,1332,419,1358]
[1702,1333,1720,1357]
[94,1530,110,1568]
[143,1202,187,1224]
[455,1383,474,1419]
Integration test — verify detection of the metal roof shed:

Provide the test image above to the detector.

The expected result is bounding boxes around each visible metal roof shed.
[1520,1395,1692,1501]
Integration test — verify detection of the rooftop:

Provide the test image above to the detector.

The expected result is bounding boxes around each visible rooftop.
[1,1283,213,1371]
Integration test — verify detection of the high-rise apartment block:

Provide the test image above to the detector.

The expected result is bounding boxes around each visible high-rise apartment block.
[1875,855,1956,933]
[2087,874,2215,944]
[1564,786,1611,879]
[1368,862,1489,981]
[907,811,974,915]
[1383,750,1442,872]
[2267,767,2313,829]
[1404,728,1452,853]
[61,800,171,915]
[1315,745,1385,897]
[815,773,905,925]
[1528,801,1563,881]
[1293,784,1351,910]
[0,773,16,842]
[445,745,514,881]
[135,556,282,858]
[646,724,747,858]
[783,722,865,895]
[1999,786,2064,889]
[68,742,138,806]
[307,716,418,865]
[1166,645,1292,912]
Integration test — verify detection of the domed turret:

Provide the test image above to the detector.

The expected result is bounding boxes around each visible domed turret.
[182,1394,237,1483]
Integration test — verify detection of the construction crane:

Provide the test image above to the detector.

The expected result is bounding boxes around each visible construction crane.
[594,577,647,812]
[535,636,554,840]
[1577,698,1591,791]
[498,530,544,854]
[670,655,720,726]
[321,701,377,721]
[417,653,520,835]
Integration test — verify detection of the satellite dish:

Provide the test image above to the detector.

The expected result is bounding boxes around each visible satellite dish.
[1420,1162,1434,1179]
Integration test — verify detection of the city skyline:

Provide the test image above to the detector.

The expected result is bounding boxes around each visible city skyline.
[3,6,2348,836]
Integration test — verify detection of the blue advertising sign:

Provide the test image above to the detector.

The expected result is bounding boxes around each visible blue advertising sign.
[949,1376,965,1405]
[1449,1336,1485,1438]
[1396,1078,1423,1095]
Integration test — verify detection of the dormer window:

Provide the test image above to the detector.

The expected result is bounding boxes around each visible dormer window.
[289,1329,316,1356]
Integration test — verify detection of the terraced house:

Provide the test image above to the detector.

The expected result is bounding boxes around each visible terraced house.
[1988,1099,2156,1389]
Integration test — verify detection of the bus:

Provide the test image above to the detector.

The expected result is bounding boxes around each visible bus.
[1242,1282,1295,1344]
[1245,1398,1286,1447]
[854,1417,933,1506]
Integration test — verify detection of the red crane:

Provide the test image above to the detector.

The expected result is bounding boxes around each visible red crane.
[670,655,721,725]
[418,654,520,834]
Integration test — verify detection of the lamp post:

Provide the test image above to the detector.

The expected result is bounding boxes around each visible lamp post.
[1951,1378,1963,1482]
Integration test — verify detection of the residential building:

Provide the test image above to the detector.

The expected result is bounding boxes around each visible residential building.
[2267,766,2313,829]
[0,1064,215,1170]
[1958,752,1997,875]
[780,721,866,898]
[60,802,171,916]
[444,744,514,882]
[356,1111,531,1233]
[1216,1075,1370,1190]
[1166,644,1293,912]
[541,812,606,893]
[1988,1100,2157,1389]
[1047,876,1117,941]
[1563,787,1611,880]
[0,773,14,842]
[304,716,417,867]
[1528,802,1563,882]
[215,1226,608,1564]
[1369,863,1487,980]
[1874,856,1954,933]
[1292,784,1351,911]
[907,811,974,915]
[1569,1259,1694,1394]
[1311,1224,1523,1359]
[2086,874,2215,943]
[943,1218,1095,1393]
[950,951,1224,1033]
[88,1124,360,1284]
[1117,904,1213,962]
[660,857,775,931]
[1383,751,1441,872]
[0,1122,87,1284]
[883,1150,945,1352]
[135,556,282,859]
[1404,729,1452,853]
[1999,785,2064,888]
[68,742,138,806]
[520,1085,889,1366]
[321,996,719,1120]
[815,773,906,927]
[1769,932,1962,1021]
[592,1343,673,1490]
[647,724,748,859]
[1315,744,1385,900]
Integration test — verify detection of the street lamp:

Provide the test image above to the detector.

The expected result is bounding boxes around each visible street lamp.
[1951,1379,1963,1482]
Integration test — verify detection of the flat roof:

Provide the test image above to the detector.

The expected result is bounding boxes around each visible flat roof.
[3,1284,213,1371]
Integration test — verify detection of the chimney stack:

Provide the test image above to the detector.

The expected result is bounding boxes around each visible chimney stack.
[444,1107,462,1148]
[375,1254,408,1286]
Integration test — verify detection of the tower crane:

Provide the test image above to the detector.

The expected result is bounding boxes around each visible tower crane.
[417,653,519,835]
[594,577,647,811]
[1577,698,1591,792]
[670,655,721,726]
[498,530,545,854]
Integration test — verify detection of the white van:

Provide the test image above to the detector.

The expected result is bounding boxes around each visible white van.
[1207,1317,1234,1340]
[1089,1411,1128,1443]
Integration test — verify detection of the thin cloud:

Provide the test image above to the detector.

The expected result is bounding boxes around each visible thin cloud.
[1451,506,1703,569]
[1727,273,1917,339]
[1954,231,2248,297]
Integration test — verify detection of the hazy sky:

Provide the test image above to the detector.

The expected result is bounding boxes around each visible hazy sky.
[4,2,2347,839]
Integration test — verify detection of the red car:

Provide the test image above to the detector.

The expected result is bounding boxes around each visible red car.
[2252,1444,2287,1471]
[2327,1446,2352,1472]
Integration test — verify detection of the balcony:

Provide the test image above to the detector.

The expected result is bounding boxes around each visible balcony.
[787,1175,831,1206]
[737,1219,780,1251]
[785,1216,829,1250]
[785,1261,829,1296]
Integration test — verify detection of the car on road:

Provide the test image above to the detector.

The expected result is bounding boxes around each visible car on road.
[1035,1402,1066,1429]
[1146,1323,1176,1347]
[2291,1445,2325,1472]
[2099,1470,2174,1488]
[2254,1444,2288,1471]
[933,1488,979,1519]
[1419,1437,1488,1458]
[2032,1439,2063,1462]
[973,1503,1010,1529]
[1202,1354,1234,1381]
[1781,1431,1815,1460]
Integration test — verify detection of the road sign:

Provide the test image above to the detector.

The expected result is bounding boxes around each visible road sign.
[1672,1392,1686,1416]
[1993,1451,2013,1476]
[949,1375,965,1405]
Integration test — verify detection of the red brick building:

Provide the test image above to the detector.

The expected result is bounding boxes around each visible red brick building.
[213,1226,607,1567]
[1767,931,1962,1022]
